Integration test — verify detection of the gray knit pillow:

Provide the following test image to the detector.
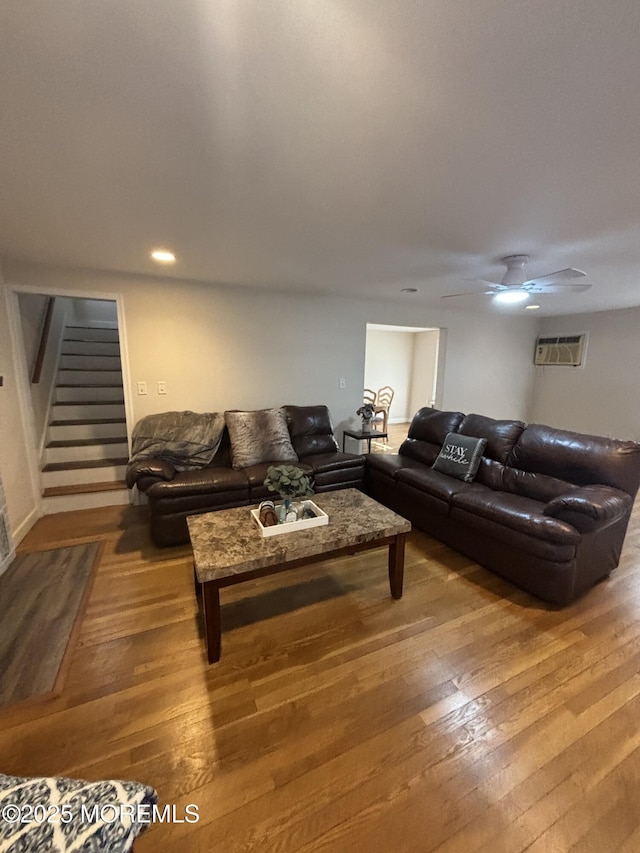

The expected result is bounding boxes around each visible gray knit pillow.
[225,408,299,470]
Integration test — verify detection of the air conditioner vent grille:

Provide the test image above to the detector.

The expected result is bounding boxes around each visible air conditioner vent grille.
[535,333,586,367]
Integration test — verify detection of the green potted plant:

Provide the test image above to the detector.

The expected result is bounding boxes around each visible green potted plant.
[264,464,314,522]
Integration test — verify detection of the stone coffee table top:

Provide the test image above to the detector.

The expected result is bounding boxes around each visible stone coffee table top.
[188,488,411,583]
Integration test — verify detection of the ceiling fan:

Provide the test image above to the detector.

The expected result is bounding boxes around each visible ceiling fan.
[442,255,592,304]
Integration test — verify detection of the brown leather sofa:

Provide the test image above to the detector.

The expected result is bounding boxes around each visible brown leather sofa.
[366,407,640,605]
[126,405,365,547]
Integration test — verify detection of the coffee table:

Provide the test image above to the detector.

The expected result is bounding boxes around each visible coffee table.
[187,489,411,663]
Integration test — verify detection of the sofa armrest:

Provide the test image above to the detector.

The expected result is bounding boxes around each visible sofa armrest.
[543,485,632,534]
[126,457,177,489]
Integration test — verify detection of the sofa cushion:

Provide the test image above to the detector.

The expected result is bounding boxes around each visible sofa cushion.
[451,488,581,546]
[241,461,314,502]
[509,423,640,497]
[366,453,427,479]
[397,466,485,503]
[283,405,339,458]
[242,460,313,489]
[146,466,249,497]
[304,451,363,475]
[501,466,578,503]
[225,408,299,470]
[432,433,486,482]
[458,413,525,463]
[399,408,465,465]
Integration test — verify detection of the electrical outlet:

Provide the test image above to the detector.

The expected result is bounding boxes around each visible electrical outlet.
[339,377,346,389]
[136,381,147,395]
[157,380,167,395]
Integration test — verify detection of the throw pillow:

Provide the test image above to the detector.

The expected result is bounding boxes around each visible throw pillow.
[225,408,299,470]
[432,433,487,482]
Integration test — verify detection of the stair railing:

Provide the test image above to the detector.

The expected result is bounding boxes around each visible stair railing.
[31,296,55,384]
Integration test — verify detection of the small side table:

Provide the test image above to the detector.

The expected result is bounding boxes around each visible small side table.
[342,427,388,453]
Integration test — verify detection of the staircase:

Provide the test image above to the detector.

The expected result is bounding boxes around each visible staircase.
[41,323,130,513]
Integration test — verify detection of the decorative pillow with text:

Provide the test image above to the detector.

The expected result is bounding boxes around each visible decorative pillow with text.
[432,433,487,482]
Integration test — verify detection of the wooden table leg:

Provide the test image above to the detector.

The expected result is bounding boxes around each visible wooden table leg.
[388,533,406,599]
[202,581,222,663]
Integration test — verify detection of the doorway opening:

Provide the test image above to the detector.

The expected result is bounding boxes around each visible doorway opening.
[364,323,442,452]
[15,293,129,513]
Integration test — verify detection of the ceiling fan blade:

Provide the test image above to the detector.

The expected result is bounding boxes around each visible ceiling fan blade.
[441,289,496,299]
[526,283,592,294]
[523,267,587,286]
[462,278,504,287]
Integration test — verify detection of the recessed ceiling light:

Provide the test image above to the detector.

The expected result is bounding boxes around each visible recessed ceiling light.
[401,287,418,293]
[151,249,176,263]
[494,290,530,304]
[525,304,541,310]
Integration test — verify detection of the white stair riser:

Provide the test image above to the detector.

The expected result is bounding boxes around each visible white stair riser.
[59,354,122,370]
[61,341,121,356]
[45,442,129,465]
[55,386,125,402]
[48,422,127,442]
[42,489,130,514]
[64,327,119,342]
[58,369,123,385]
[42,464,128,489]
[52,403,126,420]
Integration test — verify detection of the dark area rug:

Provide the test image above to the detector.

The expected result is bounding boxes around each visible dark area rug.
[0,543,101,709]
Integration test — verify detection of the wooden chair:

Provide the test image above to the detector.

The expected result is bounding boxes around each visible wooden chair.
[373,386,394,438]
[363,388,377,406]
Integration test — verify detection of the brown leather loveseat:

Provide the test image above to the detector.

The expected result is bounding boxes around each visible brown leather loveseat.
[366,407,640,605]
[126,405,365,547]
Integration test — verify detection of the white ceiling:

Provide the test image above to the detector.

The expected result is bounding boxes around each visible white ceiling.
[1,1,640,316]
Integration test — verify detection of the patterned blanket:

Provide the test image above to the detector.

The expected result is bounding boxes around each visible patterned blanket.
[0,773,157,852]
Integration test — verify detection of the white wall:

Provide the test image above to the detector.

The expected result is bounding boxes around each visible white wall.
[70,298,117,326]
[532,307,640,440]
[0,273,40,539]
[364,329,414,421]
[409,330,440,416]
[1,258,540,540]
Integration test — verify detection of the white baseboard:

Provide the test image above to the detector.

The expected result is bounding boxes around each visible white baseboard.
[12,505,41,546]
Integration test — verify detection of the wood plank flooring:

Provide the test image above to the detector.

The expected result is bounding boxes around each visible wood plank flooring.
[1,498,639,851]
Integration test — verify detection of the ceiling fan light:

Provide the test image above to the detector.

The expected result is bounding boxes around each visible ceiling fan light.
[494,290,530,305]
[151,249,176,263]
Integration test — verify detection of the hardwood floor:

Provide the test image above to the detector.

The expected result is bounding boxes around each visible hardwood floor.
[369,421,410,454]
[2,498,640,851]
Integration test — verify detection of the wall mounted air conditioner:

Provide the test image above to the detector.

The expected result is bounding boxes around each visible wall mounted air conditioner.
[534,334,586,367]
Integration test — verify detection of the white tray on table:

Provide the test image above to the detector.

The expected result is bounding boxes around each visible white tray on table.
[251,500,329,537]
